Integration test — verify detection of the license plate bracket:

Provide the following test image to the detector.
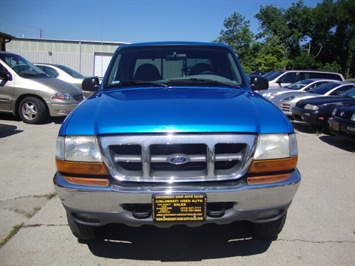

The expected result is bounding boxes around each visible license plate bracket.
[152,193,207,222]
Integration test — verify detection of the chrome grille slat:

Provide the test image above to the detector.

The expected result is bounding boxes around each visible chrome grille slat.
[215,153,243,161]
[151,154,206,163]
[114,155,142,163]
[99,134,257,182]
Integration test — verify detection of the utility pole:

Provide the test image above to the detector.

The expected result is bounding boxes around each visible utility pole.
[39,28,44,38]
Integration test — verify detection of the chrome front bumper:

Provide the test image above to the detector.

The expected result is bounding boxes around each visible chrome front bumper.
[54,169,301,227]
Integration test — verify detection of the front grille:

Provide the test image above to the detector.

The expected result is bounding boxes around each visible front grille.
[334,109,352,120]
[281,104,291,112]
[73,93,83,101]
[100,134,257,182]
[150,144,207,177]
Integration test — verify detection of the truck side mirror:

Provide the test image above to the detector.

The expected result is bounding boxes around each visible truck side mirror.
[82,77,100,92]
[0,71,12,81]
[249,75,268,91]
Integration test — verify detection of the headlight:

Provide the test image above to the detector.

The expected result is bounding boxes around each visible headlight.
[56,136,102,162]
[282,96,295,101]
[304,104,319,111]
[351,113,355,122]
[51,92,73,100]
[254,134,297,159]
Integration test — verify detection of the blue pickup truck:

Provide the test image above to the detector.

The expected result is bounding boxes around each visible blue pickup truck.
[54,42,301,240]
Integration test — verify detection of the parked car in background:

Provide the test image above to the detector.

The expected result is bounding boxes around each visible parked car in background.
[247,71,265,77]
[271,82,355,116]
[262,71,277,79]
[265,70,345,88]
[260,79,338,100]
[328,105,355,142]
[0,51,83,124]
[34,63,96,98]
[292,88,355,130]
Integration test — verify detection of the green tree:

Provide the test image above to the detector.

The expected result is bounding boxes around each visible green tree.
[334,0,354,78]
[255,0,312,63]
[246,37,288,72]
[308,0,354,77]
[215,0,354,77]
[214,12,255,71]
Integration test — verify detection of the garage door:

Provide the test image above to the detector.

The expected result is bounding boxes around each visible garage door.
[94,53,113,78]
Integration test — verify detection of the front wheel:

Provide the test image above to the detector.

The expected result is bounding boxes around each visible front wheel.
[67,213,103,241]
[18,97,47,124]
[250,212,287,239]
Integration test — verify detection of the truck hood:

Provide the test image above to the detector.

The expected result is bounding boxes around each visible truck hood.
[60,87,294,135]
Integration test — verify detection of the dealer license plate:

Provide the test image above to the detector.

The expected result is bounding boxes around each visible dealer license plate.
[152,194,207,222]
[331,121,340,131]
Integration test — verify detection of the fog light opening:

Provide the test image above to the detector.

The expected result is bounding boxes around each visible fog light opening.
[257,210,282,220]
[73,213,100,223]
[56,109,70,115]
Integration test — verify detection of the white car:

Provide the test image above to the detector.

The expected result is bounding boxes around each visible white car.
[35,63,96,98]
[271,82,355,116]
[260,79,339,100]
[264,70,345,88]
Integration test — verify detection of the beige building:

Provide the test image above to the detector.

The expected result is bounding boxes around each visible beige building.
[6,37,127,78]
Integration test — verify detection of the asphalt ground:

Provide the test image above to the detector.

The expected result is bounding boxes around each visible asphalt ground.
[0,114,354,265]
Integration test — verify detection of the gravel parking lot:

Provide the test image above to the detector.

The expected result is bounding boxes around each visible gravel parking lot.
[0,114,354,265]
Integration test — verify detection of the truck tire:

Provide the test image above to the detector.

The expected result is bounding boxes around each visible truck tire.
[250,212,287,239]
[18,96,47,124]
[67,213,102,241]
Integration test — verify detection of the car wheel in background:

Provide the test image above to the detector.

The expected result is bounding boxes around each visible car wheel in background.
[18,96,47,124]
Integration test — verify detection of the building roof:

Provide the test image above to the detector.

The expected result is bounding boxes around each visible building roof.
[0,32,16,51]
[12,37,127,46]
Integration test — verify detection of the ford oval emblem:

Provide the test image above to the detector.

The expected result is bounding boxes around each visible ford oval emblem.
[168,154,189,165]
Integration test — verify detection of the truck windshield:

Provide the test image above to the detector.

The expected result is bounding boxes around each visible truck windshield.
[105,45,245,89]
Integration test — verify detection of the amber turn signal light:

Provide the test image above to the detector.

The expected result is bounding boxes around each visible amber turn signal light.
[247,173,291,185]
[248,156,298,173]
[63,176,109,186]
[56,159,109,175]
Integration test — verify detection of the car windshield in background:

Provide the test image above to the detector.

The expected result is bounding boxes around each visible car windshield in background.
[285,79,314,90]
[308,83,347,94]
[105,45,245,89]
[56,65,85,78]
[0,53,47,77]
[264,71,283,81]
[340,88,355,97]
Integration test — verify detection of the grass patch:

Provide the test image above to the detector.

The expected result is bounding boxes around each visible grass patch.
[33,192,57,200]
[25,207,41,218]
[0,223,23,249]
[45,192,57,200]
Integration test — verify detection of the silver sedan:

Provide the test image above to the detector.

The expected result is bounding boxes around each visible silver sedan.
[271,82,355,116]
[260,79,338,101]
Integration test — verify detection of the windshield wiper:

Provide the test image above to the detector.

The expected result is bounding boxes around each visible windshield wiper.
[167,78,240,88]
